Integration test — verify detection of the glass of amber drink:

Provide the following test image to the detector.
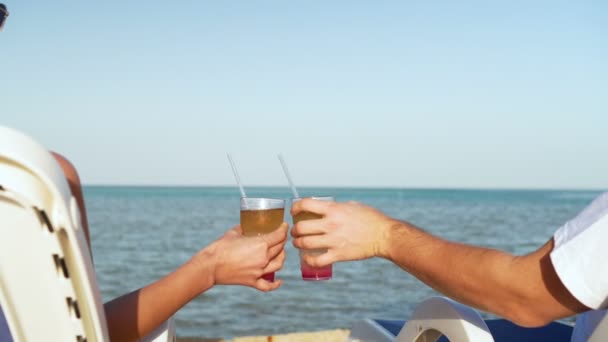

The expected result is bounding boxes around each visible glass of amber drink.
[240,197,285,282]
[292,196,334,281]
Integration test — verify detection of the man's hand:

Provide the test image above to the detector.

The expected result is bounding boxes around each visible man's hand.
[290,199,397,267]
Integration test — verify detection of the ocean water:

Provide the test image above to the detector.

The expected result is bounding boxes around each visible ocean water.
[85,187,601,339]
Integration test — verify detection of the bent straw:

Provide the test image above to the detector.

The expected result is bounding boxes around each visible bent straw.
[278,154,300,199]
[227,154,247,199]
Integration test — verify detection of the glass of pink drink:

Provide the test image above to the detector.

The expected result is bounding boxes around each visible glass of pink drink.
[292,196,334,281]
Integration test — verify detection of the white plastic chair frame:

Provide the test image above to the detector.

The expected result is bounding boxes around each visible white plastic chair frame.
[396,297,493,342]
[348,296,493,342]
[350,295,606,341]
[0,126,174,342]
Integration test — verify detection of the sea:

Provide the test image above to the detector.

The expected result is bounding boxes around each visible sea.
[84,186,603,339]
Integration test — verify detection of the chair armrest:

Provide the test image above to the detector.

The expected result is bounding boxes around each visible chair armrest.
[396,296,494,342]
[140,317,176,342]
[348,318,395,342]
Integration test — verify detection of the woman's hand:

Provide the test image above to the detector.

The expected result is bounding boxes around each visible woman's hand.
[196,223,288,292]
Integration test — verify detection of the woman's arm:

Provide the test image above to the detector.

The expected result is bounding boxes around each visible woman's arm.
[51,152,288,341]
[105,224,288,342]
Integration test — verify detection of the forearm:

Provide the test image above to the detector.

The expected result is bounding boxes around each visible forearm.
[381,221,585,326]
[103,224,287,342]
[104,253,215,342]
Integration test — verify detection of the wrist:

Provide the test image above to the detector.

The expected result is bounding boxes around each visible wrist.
[377,219,407,260]
[190,243,219,289]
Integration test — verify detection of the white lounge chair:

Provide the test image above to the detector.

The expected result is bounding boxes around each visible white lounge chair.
[0,126,175,342]
[349,296,607,341]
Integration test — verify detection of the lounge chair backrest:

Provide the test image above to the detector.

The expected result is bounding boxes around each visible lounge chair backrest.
[0,126,109,341]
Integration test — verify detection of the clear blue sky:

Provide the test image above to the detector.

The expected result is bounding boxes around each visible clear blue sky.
[1,1,606,189]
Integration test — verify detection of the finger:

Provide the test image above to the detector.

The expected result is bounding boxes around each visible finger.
[223,225,242,237]
[291,197,332,216]
[267,240,286,259]
[262,222,288,246]
[263,251,286,274]
[302,250,335,268]
[254,278,282,292]
[292,234,330,250]
[291,219,327,237]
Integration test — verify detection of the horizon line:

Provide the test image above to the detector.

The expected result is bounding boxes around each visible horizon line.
[82,184,606,192]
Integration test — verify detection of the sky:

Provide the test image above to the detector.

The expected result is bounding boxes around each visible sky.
[1,1,606,189]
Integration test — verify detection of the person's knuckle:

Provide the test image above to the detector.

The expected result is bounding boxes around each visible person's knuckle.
[301,237,312,249]
[256,238,269,249]
[274,254,285,266]
[291,223,300,235]
[326,219,339,231]
[260,253,271,264]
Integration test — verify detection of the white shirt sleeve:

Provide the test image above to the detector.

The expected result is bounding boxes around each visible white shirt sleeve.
[550,192,608,309]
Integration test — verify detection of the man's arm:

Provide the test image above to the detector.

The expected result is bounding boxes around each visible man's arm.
[383,221,587,326]
[291,199,587,327]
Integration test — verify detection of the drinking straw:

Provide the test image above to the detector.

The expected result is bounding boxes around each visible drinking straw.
[278,154,300,199]
[227,154,247,198]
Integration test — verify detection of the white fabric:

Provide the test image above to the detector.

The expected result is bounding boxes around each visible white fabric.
[551,192,608,342]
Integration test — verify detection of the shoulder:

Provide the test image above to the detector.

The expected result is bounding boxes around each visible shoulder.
[550,192,608,310]
[554,192,608,246]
